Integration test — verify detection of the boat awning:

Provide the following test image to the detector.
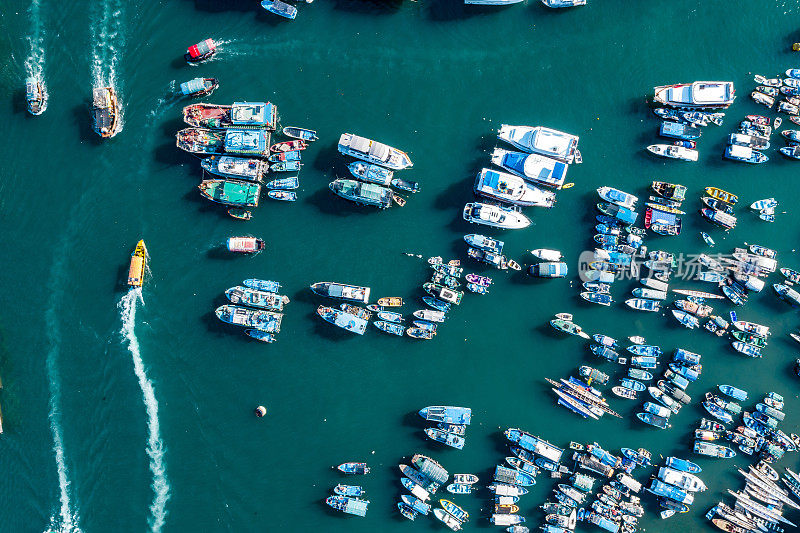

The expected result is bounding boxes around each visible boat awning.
[188,38,215,58]
[649,208,676,225]
[231,102,269,127]
[728,144,752,158]
[349,135,373,155]
[224,129,269,155]
[181,78,206,95]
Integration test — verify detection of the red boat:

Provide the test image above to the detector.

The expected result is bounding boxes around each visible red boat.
[226,237,265,253]
[185,38,217,63]
[270,140,307,152]
[746,114,770,126]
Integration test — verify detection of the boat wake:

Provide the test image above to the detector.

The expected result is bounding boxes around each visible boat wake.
[24,0,48,107]
[43,257,82,533]
[90,0,124,88]
[118,289,170,533]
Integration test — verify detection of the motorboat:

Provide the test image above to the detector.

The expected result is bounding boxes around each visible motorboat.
[542,0,586,5]
[653,81,735,109]
[127,240,148,287]
[329,179,393,209]
[198,180,260,206]
[348,161,393,186]
[282,126,318,141]
[463,203,531,229]
[659,121,702,140]
[528,262,568,278]
[201,156,267,182]
[647,144,698,161]
[491,148,569,188]
[474,168,556,207]
[497,125,579,162]
[25,77,47,115]
[184,38,216,62]
[338,133,412,170]
[597,187,638,208]
[180,77,218,98]
[728,133,769,150]
[226,237,264,253]
[92,86,121,138]
[261,0,298,19]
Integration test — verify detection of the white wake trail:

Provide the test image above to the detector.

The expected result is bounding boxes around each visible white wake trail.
[118,289,170,533]
[24,0,48,104]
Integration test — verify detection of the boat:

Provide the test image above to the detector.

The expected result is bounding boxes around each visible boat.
[348,161,393,186]
[376,310,403,323]
[779,101,800,115]
[705,187,738,204]
[201,156,267,182]
[423,282,463,305]
[317,306,368,335]
[464,234,504,254]
[597,187,638,208]
[490,148,569,188]
[646,144,698,161]
[781,267,800,282]
[701,208,736,230]
[703,401,733,424]
[270,140,306,154]
[266,190,296,202]
[463,203,531,229]
[92,87,121,138]
[226,237,264,253]
[338,133,412,170]
[780,145,800,159]
[717,386,746,402]
[728,132,769,149]
[653,81,735,109]
[497,125,579,162]
[751,91,775,107]
[25,77,47,115]
[666,457,701,473]
[329,179,393,209]
[580,292,612,306]
[627,344,661,356]
[334,484,365,497]
[282,126,317,142]
[629,368,653,381]
[325,496,369,517]
[541,0,586,7]
[199,179,262,207]
[419,406,471,425]
[652,181,687,200]
[774,283,800,306]
[397,502,417,521]
[659,121,702,140]
[265,175,300,190]
[550,319,590,339]
[579,366,610,385]
[245,329,275,343]
[592,334,617,348]
[732,321,769,336]
[180,77,218,98]
[621,379,646,392]
[701,196,733,214]
[694,441,736,458]
[413,309,445,323]
[440,499,469,522]
[590,344,618,362]
[374,321,404,336]
[422,297,450,313]
[215,305,282,332]
[391,177,420,193]
[260,0,297,18]
[445,484,471,495]
[225,286,288,311]
[474,168,555,207]
[632,288,667,300]
[310,282,369,304]
[243,279,280,292]
[126,240,148,287]
[176,128,226,155]
[529,262,568,278]
[184,38,216,62]
[700,232,715,247]
[269,161,302,172]
[425,428,465,450]
[724,144,768,164]
[183,102,277,130]
[625,298,660,312]
[465,273,492,287]
[637,412,670,429]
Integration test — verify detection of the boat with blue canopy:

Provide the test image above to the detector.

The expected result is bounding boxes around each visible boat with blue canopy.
[261,0,298,19]
[419,406,471,425]
[180,77,218,98]
[491,148,569,189]
[316,306,368,335]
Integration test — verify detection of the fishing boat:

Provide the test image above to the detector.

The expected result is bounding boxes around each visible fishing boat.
[199,180,261,207]
[731,341,761,358]
[265,176,299,190]
[243,279,280,292]
[282,126,317,141]
[597,187,638,209]
[176,128,226,154]
[338,133,412,170]
[413,309,445,323]
[652,181,687,200]
[215,305,282,332]
[497,125,579,162]
[490,148,569,188]
[423,283,463,305]
[632,288,667,300]
[25,77,47,115]
[653,81,735,109]
[719,385,747,401]
[425,428,465,450]
[659,121,702,140]
[703,401,733,423]
[474,168,556,207]
[637,412,670,429]
[440,499,469,522]
[326,496,369,517]
[462,203,531,229]
[185,38,217,63]
[245,329,275,343]
[666,456,701,473]
[376,310,403,323]
[329,179,393,209]
[269,161,301,172]
[226,237,264,253]
[705,186,738,204]
[266,190,296,202]
[580,292,612,306]
[334,484,365,497]
[183,102,277,130]
[317,306,368,335]
[751,91,775,107]
[781,267,800,282]
[625,298,660,312]
[724,144,768,164]
[397,503,416,521]
[310,282,369,303]
[347,161,393,186]
[268,149,302,162]
[127,240,148,287]
[694,441,735,458]
[92,87,121,138]
[529,262,568,278]
[779,101,800,115]
[729,132,770,150]
[579,366,610,385]
[201,156,267,182]
[774,283,800,306]
[465,273,492,287]
[422,297,450,313]
[271,140,306,152]
[550,319,590,339]
[590,344,618,362]
[780,145,800,159]
[225,286,288,311]
[464,234,504,253]
[700,208,736,230]
[701,196,734,215]
[180,77,218,98]
[373,320,406,337]
[647,144,698,161]
[261,0,298,18]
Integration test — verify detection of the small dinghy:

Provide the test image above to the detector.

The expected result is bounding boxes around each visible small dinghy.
[282,126,318,141]
[245,329,275,342]
[267,190,296,201]
[700,232,715,247]
[227,208,252,220]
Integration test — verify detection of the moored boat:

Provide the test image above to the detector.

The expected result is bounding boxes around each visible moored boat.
[310,282,370,303]
[724,144,768,164]
[374,321,404,336]
[202,155,267,182]
[647,144,698,161]
[497,124,579,162]
[183,102,277,130]
[329,179,393,209]
[463,202,531,229]
[199,180,261,207]
[282,126,318,141]
[338,133,412,170]
[653,81,735,109]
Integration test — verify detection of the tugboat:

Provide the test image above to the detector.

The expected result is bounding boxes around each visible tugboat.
[127,240,148,287]
[184,38,216,63]
[25,77,47,115]
[92,87,121,138]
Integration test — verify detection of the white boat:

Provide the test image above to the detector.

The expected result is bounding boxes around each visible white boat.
[597,186,638,208]
[337,133,412,170]
[474,168,555,207]
[653,81,735,109]
[542,0,586,6]
[491,148,568,189]
[531,249,562,261]
[464,0,523,4]
[658,467,707,492]
[463,203,531,229]
[497,125,579,162]
[647,144,698,161]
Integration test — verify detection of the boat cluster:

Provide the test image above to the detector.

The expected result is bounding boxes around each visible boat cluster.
[463,234,522,272]
[646,456,706,519]
[419,406,472,451]
[331,133,418,209]
[463,125,581,231]
[749,71,800,161]
[175,99,319,218]
[326,462,370,517]
[707,460,800,531]
[214,279,288,342]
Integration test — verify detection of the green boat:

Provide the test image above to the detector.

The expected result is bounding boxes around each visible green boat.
[550,319,590,339]
[198,179,261,207]
[732,330,768,348]
[422,282,463,305]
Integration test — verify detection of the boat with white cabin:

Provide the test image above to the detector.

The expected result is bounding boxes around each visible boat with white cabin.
[497,125,579,162]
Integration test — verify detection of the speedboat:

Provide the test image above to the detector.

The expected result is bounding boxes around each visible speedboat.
[261,0,298,19]
[474,168,555,207]
[490,148,569,188]
[597,187,638,208]
[647,144,698,161]
[25,77,47,115]
[653,81,735,109]
[497,125,579,162]
[462,203,531,229]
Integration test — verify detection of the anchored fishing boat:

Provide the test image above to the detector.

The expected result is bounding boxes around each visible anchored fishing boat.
[201,155,267,182]
[198,180,261,207]
[215,305,282,332]
[647,144,698,161]
[184,102,277,130]
[329,179,393,209]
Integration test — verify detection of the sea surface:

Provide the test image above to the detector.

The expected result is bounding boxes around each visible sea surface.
[2,0,800,531]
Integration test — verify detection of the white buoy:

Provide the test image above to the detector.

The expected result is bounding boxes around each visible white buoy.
[254,406,267,417]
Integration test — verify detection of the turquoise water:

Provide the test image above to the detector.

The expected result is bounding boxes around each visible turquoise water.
[3,0,800,531]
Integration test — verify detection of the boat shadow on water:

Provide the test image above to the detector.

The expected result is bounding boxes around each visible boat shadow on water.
[12,89,27,115]
[72,104,104,146]
[332,0,404,15]
[305,187,371,216]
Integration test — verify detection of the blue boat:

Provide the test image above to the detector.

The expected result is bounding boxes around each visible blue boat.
[631,355,658,369]
[180,77,218,98]
[659,121,702,140]
[267,190,296,202]
[529,262,568,278]
[673,349,701,366]
[377,311,403,323]
[724,144,768,163]
[464,234,504,254]
[592,334,618,348]
[732,341,761,358]
[620,378,645,392]
[326,496,369,516]
[636,412,670,429]
[317,306,368,335]
[244,329,275,343]
[337,462,370,474]
[505,428,564,463]
[719,385,748,401]
[374,320,405,336]
[491,148,569,188]
[672,309,699,329]
[621,447,652,467]
[348,161,393,186]
[494,465,536,487]
[702,401,733,424]
[334,484,365,497]
[216,305,282,332]
[419,406,472,425]
[581,292,612,306]
[243,278,281,292]
[653,108,682,121]
[268,150,302,163]
[399,464,436,491]
[588,442,619,467]
[413,320,437,333]
[647,480,692,504]
[401,495,431,515]
[265,176,299,190]
[628,368,653,381]
[722,285,745,306]
[665,456,701,473]
[445,483,472,495]
[590,344,618,362]
[260,0,297,19]
[627,345,662,357]
[668,363,699,382]
[282,126,318,142]
[397,502,416,521]
[422,296,451,313]
[269,161,302,172]
[425,428,465,449]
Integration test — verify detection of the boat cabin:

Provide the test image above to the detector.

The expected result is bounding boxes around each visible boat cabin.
[231,102,278,130]
[224,129,270,157]
[185,38,216,62]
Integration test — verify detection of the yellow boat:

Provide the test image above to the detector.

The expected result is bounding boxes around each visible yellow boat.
[704,186,738,205]
[127,240,148,287]
[377,297,403,307]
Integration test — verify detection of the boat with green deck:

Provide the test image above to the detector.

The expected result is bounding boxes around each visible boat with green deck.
[198,179,261,207]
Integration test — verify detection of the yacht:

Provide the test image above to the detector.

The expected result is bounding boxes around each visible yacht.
[497,125,579,162]
[463,203,531,229]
